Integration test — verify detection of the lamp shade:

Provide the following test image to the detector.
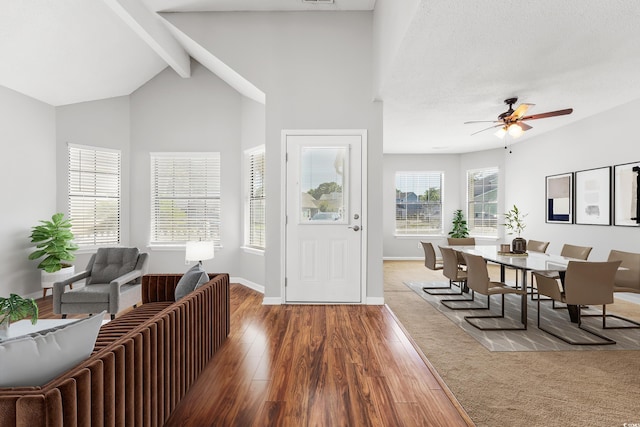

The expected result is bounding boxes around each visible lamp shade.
[185,241,215,262]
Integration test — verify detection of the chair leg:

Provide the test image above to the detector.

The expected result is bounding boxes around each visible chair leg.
[536,298,615,345]
[110,314,116,320]
[423,279,464,296]
[61,314,67,319]
[465,294,527,330]
[441,290,489,310]
[580,304,640,329]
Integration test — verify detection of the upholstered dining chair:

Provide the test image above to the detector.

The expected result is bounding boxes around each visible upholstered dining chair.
[459,252,527,330]
[593,250,640,329]
[532,260,621,345]
[421,242,452,295]
[447,237,476,267]
[560,243,592,260]
[53,247,149,320]
[527,240,550,253]
[438,246,495,310]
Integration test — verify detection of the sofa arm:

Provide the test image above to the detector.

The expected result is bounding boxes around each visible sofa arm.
[142,274,183,303]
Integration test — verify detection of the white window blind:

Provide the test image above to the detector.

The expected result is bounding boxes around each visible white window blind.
[68,144,121,247]
[150,153,221,245]
[395,172,443,235]
[467,167,499,237]
[246,147,266,249]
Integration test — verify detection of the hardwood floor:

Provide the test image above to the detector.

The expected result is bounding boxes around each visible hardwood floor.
[37,285,473,426]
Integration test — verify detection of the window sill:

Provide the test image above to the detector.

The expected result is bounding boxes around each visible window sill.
[147,244,223,251]
[241,246,265,256]
[394,234,445,239]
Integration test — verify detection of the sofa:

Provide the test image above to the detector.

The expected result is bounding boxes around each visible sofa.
[0,273,230,427]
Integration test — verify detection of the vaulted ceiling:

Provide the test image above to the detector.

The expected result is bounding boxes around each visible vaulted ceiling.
[1,0,639,154]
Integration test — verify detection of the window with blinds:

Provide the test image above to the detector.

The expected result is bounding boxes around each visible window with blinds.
[68,144,121,247]
[150,153,221,246]
[467,167,499,237]
[395,172,443,235]
[246,147,266,249]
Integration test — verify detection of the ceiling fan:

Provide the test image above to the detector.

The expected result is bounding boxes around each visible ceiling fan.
[465,97,573,139]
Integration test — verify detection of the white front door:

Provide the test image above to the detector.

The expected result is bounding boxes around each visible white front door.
[284,131,365,303]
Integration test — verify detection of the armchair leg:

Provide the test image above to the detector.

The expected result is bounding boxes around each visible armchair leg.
[110,314,116,320]
[61,314,67,319]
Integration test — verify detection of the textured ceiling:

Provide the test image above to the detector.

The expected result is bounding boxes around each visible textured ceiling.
[1,0,639,153]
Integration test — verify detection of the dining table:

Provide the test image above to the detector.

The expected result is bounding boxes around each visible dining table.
[442,245,585,324]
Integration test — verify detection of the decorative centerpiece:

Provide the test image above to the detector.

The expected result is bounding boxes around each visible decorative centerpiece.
[503,204,528,254]
[448,209,470,238]
[0,294,38,339]
[28,213,79,294]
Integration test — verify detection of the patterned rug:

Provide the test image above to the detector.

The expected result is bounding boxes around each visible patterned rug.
[404,280,640,351]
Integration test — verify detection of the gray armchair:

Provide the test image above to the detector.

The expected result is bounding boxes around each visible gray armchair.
[53,248,149,320]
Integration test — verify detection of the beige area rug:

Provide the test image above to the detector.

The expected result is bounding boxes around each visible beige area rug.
[384,260,640,427]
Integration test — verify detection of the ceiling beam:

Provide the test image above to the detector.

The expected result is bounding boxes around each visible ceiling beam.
[101,0,190,78]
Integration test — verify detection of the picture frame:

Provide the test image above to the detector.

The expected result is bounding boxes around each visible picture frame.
[546,173,573,223]
[574,166,611,225]
[613,161,640,227]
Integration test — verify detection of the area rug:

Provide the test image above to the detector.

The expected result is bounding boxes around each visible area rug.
[404,280,640,351]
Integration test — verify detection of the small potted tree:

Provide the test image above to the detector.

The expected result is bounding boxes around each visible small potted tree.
[448,209,469,238]
[503,204,527,253]
[28,213,79,295]
[0,294,38,339]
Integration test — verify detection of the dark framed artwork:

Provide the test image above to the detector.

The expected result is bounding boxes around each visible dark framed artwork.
[546,173,573,223]
[614,161,640,227]
[574,166,611,225]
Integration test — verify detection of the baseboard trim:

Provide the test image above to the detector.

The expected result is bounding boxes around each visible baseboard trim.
[366,297,385,305]
[384,257,423,261]
[231,276,264,294]
[262,297,283,305]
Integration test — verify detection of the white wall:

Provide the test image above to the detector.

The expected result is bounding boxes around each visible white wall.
[503,99,640,260]
[55,96,131,270]
[165,12,384,302]
[383,153,461,259]
[130,61,243,275]
[0,86,56,297]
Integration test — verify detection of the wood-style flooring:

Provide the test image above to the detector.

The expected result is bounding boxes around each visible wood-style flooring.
[37,285,473,427]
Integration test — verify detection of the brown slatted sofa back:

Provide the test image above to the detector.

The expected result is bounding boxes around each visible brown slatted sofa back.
[0,273,230,427]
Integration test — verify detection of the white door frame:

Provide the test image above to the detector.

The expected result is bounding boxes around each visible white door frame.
[280,129,368,304]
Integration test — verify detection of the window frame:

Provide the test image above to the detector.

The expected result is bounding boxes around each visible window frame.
[394,171,444,237]
[149,152,221,248]
[67,143,121,249]
[244,146,266,252]
[466,166,499,238]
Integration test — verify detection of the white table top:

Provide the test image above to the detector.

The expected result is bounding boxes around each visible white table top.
[444,245,577,271]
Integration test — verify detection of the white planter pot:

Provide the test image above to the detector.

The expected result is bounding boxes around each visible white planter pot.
[41,265,75,289]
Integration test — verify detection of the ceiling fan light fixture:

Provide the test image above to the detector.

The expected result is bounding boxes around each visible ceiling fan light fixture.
[495,127,507,139]
[508,123,524,138]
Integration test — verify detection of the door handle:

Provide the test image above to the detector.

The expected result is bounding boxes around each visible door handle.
[348,225,360,232]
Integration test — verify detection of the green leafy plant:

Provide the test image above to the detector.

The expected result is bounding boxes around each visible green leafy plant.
[0,294,38,325]
[503,204,527,236]
[448,209,469,238]
[28,213,78,273]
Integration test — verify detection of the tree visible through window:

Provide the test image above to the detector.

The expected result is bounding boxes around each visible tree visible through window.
[467,167,499,236]
[395,172,443,235]
[150,153,221,246]
[68,144,121,247]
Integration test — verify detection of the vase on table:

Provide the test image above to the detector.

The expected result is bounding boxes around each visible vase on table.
[512,237,527,254]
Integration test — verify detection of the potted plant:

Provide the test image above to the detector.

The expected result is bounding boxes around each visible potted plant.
[0,294,38,339]
[448,209,469,238]
[28,213,78,294]
[503,204,528,253]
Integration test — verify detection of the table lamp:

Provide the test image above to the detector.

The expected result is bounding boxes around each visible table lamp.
[185,241,215,265]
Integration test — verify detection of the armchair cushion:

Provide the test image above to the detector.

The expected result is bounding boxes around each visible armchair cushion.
[0,312,104,387]
[89,247,140,285]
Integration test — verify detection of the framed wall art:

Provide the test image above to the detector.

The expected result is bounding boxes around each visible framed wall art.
[546,173,573,223]
[613,161,640,227]
[574,166,611,225]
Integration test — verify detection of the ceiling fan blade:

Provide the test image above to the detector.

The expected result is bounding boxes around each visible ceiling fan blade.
[521,108,573,121]
[519,122,533,131]
[464,120,500,124]
[470,124,503,136]
[510,103,535,120]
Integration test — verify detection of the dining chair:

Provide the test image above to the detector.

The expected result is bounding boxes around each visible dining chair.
[437,246,478,307]
[527,240,550,253]
[447,237,475,268]
[460,252,527,330]
[560,244,592,260]
[532,260,621,345]
[420,242,452,295]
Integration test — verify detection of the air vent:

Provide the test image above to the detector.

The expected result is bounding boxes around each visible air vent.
[302,0,335,4]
